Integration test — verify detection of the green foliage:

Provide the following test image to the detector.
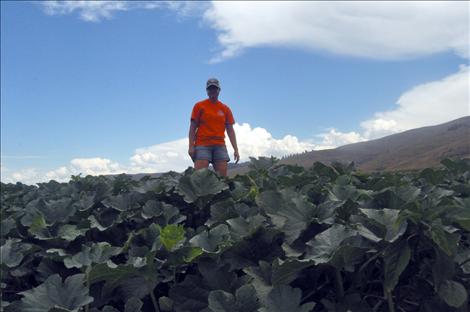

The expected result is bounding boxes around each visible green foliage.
[1,157,470,311]
[18,274,93,312]
[160,224,185,251]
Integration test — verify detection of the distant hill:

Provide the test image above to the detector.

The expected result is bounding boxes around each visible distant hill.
[227,116,470,176]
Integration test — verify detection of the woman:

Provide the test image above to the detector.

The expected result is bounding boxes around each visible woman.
[188,78,240,177]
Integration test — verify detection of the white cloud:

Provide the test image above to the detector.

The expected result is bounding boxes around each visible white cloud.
[1,158,127,185]
[360,65,470,139]
[45,166,71,182]
[4,168,42,185]
[2,122,333,184]
[42,0,162,22]
[69,157,123,175]
[128,122,323,173]
[312,129,367,150]
[129,138,190,173]
[41,1,206,22]
[203,1,469,62]
[40,2,469,62]
[229,123,316,158]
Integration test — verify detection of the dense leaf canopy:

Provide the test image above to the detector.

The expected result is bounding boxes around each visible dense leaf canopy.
[1,157,469,311]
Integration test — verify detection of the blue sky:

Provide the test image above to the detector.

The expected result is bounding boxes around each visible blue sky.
[1,1,469,184]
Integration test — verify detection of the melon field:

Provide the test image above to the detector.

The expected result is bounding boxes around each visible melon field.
[1,157,469,312]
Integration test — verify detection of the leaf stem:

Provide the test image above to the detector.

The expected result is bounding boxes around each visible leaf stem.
[372,300,384,312]
[301,280,329,303]
[459,257,470,267]
[85,267,91,312]
[384,289,395,312]
[149,288,160,312]
[334,267,344,299]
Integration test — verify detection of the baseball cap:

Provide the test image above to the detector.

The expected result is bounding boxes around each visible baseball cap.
[206,78,221,89]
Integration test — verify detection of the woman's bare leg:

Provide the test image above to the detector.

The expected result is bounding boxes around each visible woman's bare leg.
[213,161,228,177]
[194,160,210,170]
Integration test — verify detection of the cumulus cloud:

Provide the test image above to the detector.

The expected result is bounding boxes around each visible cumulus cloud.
[69,157,123,175]
[311,129,367,150]
[3,168,42,185]
[2,122,332,184]
[1,157,127,185]
[228,123,316,157]
[203,1,469,62]
[128,122,323,173]
[360,65,470,139]
[45,166,71,182]
[129,138,190,173]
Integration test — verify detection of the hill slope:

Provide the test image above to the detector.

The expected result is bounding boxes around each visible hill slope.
[228,116,470,176]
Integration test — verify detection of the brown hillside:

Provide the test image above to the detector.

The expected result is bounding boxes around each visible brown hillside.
[228,116,470,176]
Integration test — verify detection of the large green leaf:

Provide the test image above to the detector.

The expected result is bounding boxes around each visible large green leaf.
[304,224,358,265]
[88,263,159,301]
[426,223,460,256]
[189,224,230,253]
[38,198,76,224]
[18,274,93,312]
[328,182,359,202]
[437,280,468,308]
[1,217,16,236]
[169,275,211,312]
[134,171,181,194]
[56,224,88,241]
[258,285,315,312]
[207,198,238,225]
[124,297,143,312]
[88,263,137,285]
[117,276,158,301]
[102,192,141,212]
[330,241,370,272]
[63,242,122,269]
[242,261,272,306]
[383,239,411,292]
[0,238,32,268]
[160,224,185,251]
[87,209,121,231]
[141,199,165,218]
[394,185,421,203]
[359,208,407,242]
[226,215,265,239]
[244,259,312,288]
[198,258,238,292]
[208,285,259,312]
[28,214,53,240]
[176,169,228,203]
[256,189,315,243]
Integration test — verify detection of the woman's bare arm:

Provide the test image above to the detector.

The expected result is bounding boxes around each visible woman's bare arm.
[226,124,240,163]
[189,120,197,147]
[188,120,198,161]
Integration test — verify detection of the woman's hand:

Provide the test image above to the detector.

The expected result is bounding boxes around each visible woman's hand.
[234,149,240,164]
[188,146,195,162]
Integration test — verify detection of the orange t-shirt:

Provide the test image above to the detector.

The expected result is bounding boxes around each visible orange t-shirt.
[190,99,235,146]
